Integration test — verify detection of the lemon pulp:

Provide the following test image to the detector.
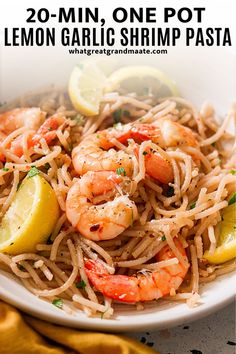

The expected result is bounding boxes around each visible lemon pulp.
[68,62,107,116]
[68,61,179,116]
[106,65,179,97]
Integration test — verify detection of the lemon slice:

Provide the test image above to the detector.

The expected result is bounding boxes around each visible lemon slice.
[79,57,118,76]
[68,61,108,116]
[204,202,236,264]
[106,65,179,97]
[0,174,59,254]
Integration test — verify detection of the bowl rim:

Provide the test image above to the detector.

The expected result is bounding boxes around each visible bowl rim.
[0,269,235,332]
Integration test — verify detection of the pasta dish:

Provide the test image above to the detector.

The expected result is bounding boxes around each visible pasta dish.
[0,64,235,318]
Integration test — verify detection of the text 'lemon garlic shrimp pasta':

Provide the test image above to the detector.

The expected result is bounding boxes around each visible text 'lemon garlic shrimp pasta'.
[0,63,235,319]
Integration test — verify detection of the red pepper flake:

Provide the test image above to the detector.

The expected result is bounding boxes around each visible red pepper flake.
[90,224,100,232]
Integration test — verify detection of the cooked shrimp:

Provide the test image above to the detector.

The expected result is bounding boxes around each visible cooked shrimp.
[66,170,138,241]
[0,108,46,135]
[153,119,199,148]
[113,120,198,146]
[0,108,65,160]
[72,132,134,177]
[85,238,189,302]
[10,114,65,157]
[72,119,195,184]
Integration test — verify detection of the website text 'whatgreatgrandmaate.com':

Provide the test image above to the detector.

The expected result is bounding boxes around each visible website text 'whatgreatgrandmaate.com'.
[68,48,168,56]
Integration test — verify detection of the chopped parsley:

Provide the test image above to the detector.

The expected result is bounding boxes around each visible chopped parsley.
[123,110,130,117]
[52,298,63,309]
[230,169,236,175]
[76,280,86,289]
[161,235,166,241]
[47,127,52,131]
[44,163,50,171]
[113,109,123,123]
[143,87,150,95]
[166,186,174,197]
[228,193,236,206]
[74,114,84,125]
[143,151,148,156]
[116,167,126,176]
[18,264,25,271]
[27,166,40,178]
[17,182,22,191]
[2,167,9,172]
[211,142,216,147]
[190,202,196,209]
[112,109,130,123]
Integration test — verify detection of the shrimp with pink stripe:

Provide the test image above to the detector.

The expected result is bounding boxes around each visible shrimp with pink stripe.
[85,238,189,302]
[0,108,66,161]
[72,118,198,184]
[66,118,199,240]
[66,170,138,241]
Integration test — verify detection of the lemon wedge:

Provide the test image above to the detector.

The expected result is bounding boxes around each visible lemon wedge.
[0,174,59,254]
[106,65,179,97]
[203,201,236,264]
[68,60,107,116]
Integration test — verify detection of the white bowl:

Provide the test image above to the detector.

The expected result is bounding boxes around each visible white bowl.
[0,47,235,331]
[0,269,235,332]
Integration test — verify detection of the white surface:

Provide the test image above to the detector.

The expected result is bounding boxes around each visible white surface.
[126,302,236,354]
[1,0,236,111]
[0,0,236,333]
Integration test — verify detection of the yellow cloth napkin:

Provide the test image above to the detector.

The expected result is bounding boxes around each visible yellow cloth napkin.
[0,301,159,354]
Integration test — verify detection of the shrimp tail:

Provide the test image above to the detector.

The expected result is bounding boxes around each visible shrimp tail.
[31,114,65,146]
[85,260,140,302]
[116,123,162,145]
[9,114,65,157]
